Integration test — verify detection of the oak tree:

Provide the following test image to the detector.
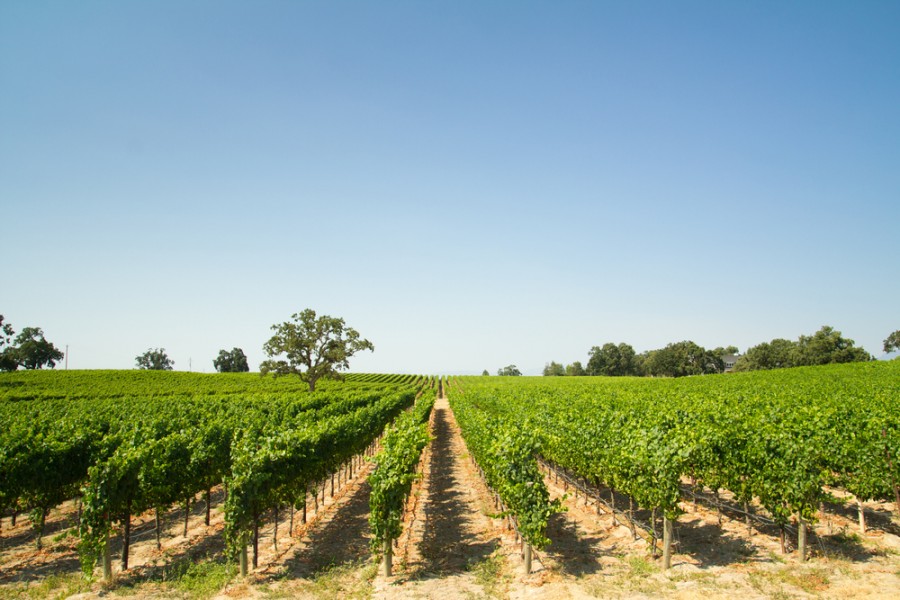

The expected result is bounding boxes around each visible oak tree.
[260,309,373,391]
[884,330,900,354]
[136,348,174,370]
[214,347,250,373]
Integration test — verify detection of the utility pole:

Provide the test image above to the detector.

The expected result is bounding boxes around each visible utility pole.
[65,345,68,370]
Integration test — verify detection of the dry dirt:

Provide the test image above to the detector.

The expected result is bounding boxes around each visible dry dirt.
[1,395,899,599]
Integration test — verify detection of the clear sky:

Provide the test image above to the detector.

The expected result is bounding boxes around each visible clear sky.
[2,1,898,375]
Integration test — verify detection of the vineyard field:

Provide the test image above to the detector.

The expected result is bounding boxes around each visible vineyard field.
[1,364,898,599]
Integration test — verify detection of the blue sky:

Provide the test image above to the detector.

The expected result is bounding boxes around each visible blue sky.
[2,1,898,375]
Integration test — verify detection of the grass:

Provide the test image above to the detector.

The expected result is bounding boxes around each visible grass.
[103,556,237,599]
[748,564,831,598]
[305,560,375,600]
[0,573,91,600]
[584,554,670,597]
[468,551,508,598]
[166,559,237,598]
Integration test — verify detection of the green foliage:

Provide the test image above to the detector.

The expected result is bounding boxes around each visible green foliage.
[733,338,796,371]
[368,391,435,549]
[641,341,723,377]
[884,330,900,354]
[496,364,521,376]
[456,360,900,526]
[565,361,585,376]
[793,326,871,366]
[223,388,414,557]
[0,321,64,371]
[587,343,639,376]
[0,314,14,350]
[260,309,374,392]
[0,315,18,372]
[736,326,872,372]
[542,361,565,376]
[13,327,64,370]
[136,347,174,370]
[0,369,423,576]
[213,347,249,373]
[450,388,561,548]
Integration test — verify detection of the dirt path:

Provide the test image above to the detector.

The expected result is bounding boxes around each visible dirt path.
[374,394,512,599]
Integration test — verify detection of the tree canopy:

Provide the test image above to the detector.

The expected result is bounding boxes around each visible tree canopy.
[733,338,795,371]
[0,318,64,371]
[734,326,871,372]
[565,361,586,376]
[793,325,871,366]
[882,330,900,354]
[136,348,174,370]
[587,343,639,376]
[497,365,522,376]
[542,361,565,376]
[13,327,65,370]
[213,347,250,373]
[259,309,373,391]
[0,315,17,371]
[641,341,724,377]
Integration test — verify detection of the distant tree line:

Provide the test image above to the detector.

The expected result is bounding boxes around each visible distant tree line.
[732,326,873,372]
[544,325,882,378]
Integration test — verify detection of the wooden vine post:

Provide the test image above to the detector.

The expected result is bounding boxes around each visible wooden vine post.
[798,517,808,562]
[102,523,113,581]
[239,542,248,576]
[662,515,673,570]
[524,543,533,574]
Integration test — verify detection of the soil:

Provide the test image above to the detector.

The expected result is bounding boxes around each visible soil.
[1,393,899,599]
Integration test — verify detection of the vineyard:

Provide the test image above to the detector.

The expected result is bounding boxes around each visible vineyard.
[1,364,899,598]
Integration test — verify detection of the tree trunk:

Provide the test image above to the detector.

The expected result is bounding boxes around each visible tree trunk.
[239,543,248,576]
[205,488,211,526]
[184,496,190,538]
[744,501,752,535]
[289,504,294,536]
[103,519,112,581]
[155,507,162,550]
[820,501,831,535]
[798,517,807,562]
[382,537,393,576]
[780,524,787,554]
[302,497,307,524]
[858,499,867,533]
[273,505,279,552]
[331,473,335,497]
[35,507,46,550]
[663,515,673,570]
[714,489,722,526]
[122,505,131,571]
[883,427,900,517]
[252,516,259,569]
[629,497,636,539]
